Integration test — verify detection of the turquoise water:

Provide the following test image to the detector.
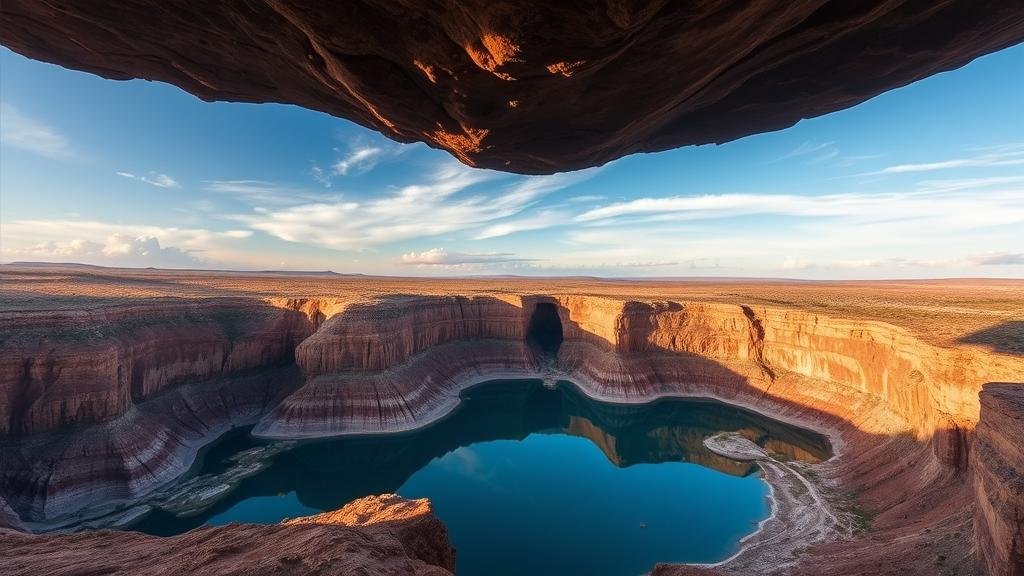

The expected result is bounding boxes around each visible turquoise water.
[135,380,830,575]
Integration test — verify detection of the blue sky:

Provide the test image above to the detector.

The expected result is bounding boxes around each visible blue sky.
[1,43,1022,278]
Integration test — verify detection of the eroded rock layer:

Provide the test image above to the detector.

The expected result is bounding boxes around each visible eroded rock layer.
[2,2,1023,173]
[973,383,1024,576]
[1,292,1022,574]
[0,494,455,576]
[0,299,314,435]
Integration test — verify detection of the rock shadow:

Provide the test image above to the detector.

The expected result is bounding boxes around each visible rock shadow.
[957,321,1024,356]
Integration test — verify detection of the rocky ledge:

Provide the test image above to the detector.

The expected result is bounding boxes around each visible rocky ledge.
[2,2,1023,173]
[0,494,455,576]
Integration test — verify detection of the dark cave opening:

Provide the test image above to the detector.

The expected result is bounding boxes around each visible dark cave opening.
[527,302,563,355]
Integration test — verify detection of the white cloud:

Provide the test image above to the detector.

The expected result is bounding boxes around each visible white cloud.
[556,173,1024,278]
[204,180,335,206]
[1,219,255,268]
[915,175,1024,192]
[782,257,816,271]
[0,103,74,159]
[566,195,606,203]
[312,140,413,186]
[116,170,180,188]
[963,252,1024,266]
[6,234,201,268]
[772,141,834,162]
[575,188,1024,233]
[474,210,568,239]
[333,146,383,176]
[873,144,1024,174]
[399,248,535,266]
[232,163,598,250]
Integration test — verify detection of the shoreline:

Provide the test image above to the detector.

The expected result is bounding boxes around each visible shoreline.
[19,370,846,576]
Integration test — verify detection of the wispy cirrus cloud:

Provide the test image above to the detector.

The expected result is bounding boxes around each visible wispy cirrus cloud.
[231,163,599,249]
[0,103,75,159]
[399,248,536,266]
[311,138,415,186]
[768,140,885,168]
[574,188,1024,231]
[116,170,180,188]
[204,180,336,206]
[871,144,1024,174]
[474,209,569,239]
[333,146,383,175]
[770,141,834,163]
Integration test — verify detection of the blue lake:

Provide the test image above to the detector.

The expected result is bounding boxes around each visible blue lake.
[135,380,830,575]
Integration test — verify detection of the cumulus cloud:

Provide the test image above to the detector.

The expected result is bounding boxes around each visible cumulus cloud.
[8,234,201,268]
[1,219,254,268]
[0,103,75,159]
[399,248,535,266]
[116,170,180,188]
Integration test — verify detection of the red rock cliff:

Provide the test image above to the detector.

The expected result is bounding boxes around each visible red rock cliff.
[0,299,314,435]
[0,494,455,576]
[2,2,1022,173]
[2,293,1022,574]
[973,384,1024,576]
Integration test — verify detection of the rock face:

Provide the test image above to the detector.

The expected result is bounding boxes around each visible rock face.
[0,494,455,576]
[1,291,1022,574]
[973,383,1024,576]
[2,2,1023,173]
[0,298,314,521]
[0,299,314,435]
[284,493,456,572]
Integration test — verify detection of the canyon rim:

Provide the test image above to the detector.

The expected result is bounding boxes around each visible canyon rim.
[2,2,1024,575]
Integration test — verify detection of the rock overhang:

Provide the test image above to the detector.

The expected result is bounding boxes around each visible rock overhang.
[1,1,1023,174]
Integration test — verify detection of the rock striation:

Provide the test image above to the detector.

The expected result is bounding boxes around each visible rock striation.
[2,2,1023,173]
[0,299,314,435]
[1,291,1022,574]
[973,383,1024,576]
[0,494,455,576]
[0,298,315,523]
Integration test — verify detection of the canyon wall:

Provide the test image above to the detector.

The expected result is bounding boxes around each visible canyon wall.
[0,299,315,435]
[974,383,1024,576]
[0,298,317,521]
[1,293,1021,573]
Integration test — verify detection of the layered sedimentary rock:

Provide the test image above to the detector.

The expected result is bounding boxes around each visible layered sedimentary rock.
[256,294,1024,574]
[3,2,1023,173]
[0,299,314,435]
[0,494,455,576]
[1,292,1022,574]
[0,299,315,522]
[973,383,1024,576]
[0,367,302,522]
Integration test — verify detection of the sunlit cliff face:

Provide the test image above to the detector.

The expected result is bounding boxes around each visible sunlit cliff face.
[0,281,1022,574]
